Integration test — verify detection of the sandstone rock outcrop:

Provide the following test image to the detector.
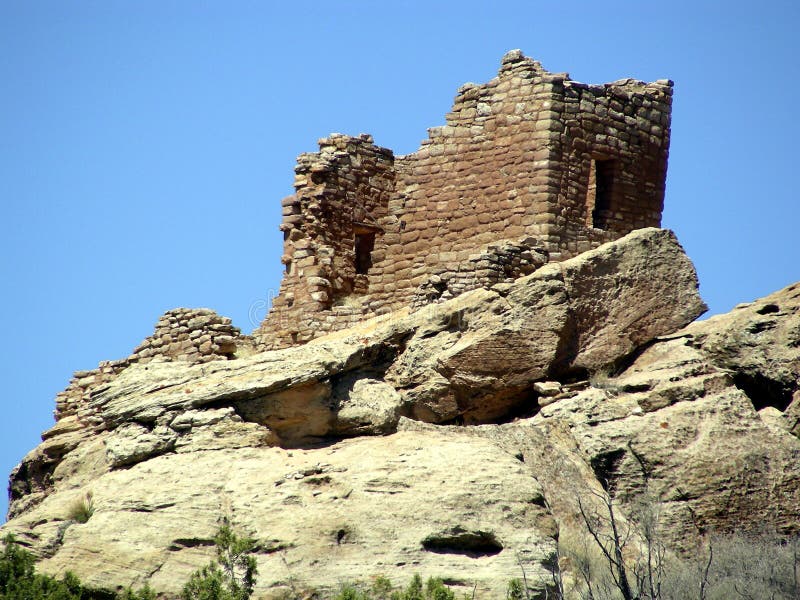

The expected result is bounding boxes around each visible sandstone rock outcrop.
[3,229,799,599]
[683,282,800,414]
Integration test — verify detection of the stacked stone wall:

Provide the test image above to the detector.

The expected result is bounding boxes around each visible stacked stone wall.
[54,308,247,427]
[547,75,672,258]
[256,50,673,350]
[410,238,548,310]
[373,53,560,308]
[262,134,395,348]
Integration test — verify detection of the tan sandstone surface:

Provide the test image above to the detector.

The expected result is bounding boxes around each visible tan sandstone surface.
[3,229,800,599]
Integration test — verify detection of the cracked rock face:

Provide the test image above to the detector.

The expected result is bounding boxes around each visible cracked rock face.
[3,229,799,599]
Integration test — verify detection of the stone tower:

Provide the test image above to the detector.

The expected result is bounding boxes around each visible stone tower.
[256,50,673,349]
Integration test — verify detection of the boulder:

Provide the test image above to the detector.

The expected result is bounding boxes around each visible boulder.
[388,228,706,422]
[786,391,800,438]
[529,333,800,550]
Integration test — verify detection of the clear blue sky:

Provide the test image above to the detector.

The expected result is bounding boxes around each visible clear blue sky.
[2,1,798,521]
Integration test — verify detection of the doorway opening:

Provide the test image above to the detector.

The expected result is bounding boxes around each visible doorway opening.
[587,159,616,230]
[354,231,376,275]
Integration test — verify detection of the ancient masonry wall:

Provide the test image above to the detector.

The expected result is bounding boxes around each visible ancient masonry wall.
[256,50,673,349]
[264,135,396,346]
[410,238,548,310]
[54,308,248,426]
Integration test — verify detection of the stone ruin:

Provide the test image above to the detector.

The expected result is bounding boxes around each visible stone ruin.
[50,50,672,422]
[255,50,673,349]
[53,309,247,427]
[10,52,800,600]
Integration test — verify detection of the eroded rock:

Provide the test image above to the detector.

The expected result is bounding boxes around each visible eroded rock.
[683,281,800,413]
[4,230,798,599]
[3,430,558,599]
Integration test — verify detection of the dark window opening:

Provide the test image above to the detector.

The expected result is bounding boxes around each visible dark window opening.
[588,159,616,230]
[354,232,375,275]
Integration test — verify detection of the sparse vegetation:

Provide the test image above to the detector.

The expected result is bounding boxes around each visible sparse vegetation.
[541,486,800,600]
[333,574,455,600]
[0,533,82,599]
[659,532,800,600]
[4,509,799,600]
[67,492,94,524]
[506,578,525,600]
[181,519,258,600]
[119,586,155,600]
[0,534,152,599]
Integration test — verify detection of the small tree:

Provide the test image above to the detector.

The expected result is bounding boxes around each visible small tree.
[182,520,258,600]
[423,577,454,600]
[576,488,635,600]
[121,585,157,600]
[396,575,424,600]
[0,534,84,599]
[0,534,37,595]
[629,494,666,600]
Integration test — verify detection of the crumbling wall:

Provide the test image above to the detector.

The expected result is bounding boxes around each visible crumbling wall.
[410,238,548,310]
[256,50,673,350]
[55,308,247,426]
[262,134,395,348]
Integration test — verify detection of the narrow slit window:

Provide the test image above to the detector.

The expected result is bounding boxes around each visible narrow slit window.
[354,232,375,275]
[587,159,616,230]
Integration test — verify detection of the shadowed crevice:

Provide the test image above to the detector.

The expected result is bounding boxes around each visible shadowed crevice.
[421,527,503,557]
[590,448,626,494]
[733,372,794,412]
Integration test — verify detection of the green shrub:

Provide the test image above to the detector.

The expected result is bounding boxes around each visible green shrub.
[396,574,423,600]
[0,533,82,599]
[423,577,454,600]
[334,583,369,600]
[333,575,456,600]
[506,578,525,600]
[181,521,258,600]
[371,575,393,599]
[119,585,156,600]
[0,534,163,599]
